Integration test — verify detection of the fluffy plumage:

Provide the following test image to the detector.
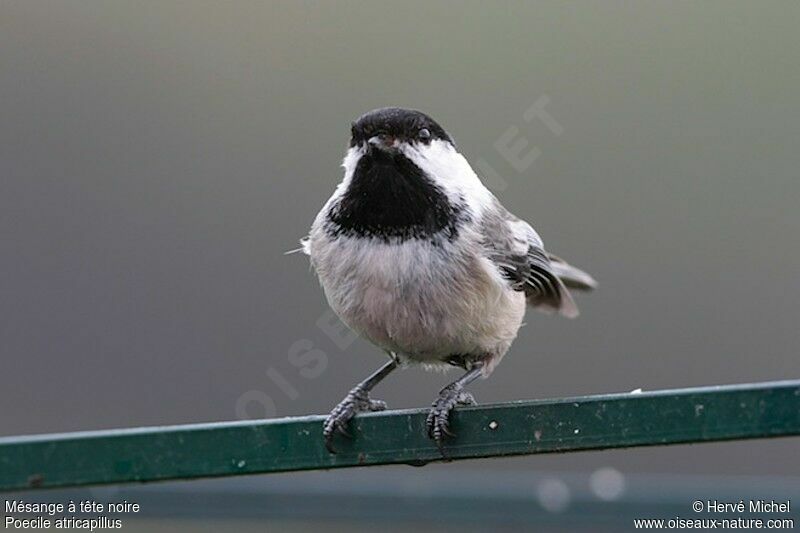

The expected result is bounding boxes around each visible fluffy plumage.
[302,107,595,376]
[302,107,597,452]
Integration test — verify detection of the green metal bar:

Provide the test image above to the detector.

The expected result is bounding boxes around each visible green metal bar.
[2,380,799,492]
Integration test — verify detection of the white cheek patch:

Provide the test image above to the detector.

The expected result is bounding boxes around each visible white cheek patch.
[329,141,496,225]
[401,140,494,217]
[319,145,366,216]
[338,145,366,190]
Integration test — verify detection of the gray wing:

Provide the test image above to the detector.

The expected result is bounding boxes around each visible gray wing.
[546,253,598,291]
[480,197,585,318]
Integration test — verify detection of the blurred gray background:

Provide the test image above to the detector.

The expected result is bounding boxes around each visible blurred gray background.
[2,0,798,491]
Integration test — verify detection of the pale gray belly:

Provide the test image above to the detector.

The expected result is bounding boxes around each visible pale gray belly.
[312,236,526,365]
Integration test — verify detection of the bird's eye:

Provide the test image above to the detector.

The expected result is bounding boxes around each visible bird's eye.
[418,128,431,141]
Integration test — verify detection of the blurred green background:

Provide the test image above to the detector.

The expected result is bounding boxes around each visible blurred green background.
[2,0,799,528]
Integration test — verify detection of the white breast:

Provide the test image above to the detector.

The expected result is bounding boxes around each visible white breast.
[308,228,526,370]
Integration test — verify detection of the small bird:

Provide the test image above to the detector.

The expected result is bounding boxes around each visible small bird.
[299,107,595,453]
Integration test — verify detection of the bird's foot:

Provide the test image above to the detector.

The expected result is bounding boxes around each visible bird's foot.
[323,386,387,454]
[426,384,477,454]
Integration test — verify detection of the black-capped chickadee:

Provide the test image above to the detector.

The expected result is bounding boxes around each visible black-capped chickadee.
[299,107,596,453]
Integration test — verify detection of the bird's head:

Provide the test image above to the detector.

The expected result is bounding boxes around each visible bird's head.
[349,107,455,153]
[326,107,471,240]
[337,107,489,223]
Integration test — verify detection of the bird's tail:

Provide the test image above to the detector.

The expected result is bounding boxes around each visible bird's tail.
[547,253,597,291]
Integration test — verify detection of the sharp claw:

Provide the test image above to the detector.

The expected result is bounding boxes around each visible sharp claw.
[426,385,477,454]
[323,387,388,454]
[336,422,353,438]
[325,437,338,455]
[425,413,438,438]
[436,438,450,460]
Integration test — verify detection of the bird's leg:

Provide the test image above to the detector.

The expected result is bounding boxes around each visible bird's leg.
[323,359,397,454]
[426,363,483,453]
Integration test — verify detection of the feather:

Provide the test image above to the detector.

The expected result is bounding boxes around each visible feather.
[547,253,598,291]
[480,197,585,318]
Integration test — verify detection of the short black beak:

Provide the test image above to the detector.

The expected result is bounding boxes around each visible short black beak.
[367,133,397,151]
